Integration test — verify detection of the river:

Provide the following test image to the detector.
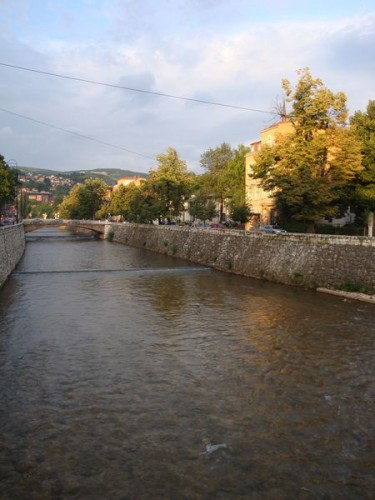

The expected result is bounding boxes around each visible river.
[0,228,374,499]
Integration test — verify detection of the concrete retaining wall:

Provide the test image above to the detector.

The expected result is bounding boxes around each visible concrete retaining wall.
[110,224,375,289]
[0,224,25,288]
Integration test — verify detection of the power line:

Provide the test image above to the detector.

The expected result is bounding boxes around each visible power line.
[0,61,274,115]
[0,106,155,160]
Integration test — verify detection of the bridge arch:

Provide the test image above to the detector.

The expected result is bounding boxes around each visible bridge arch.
[23,219,107,237]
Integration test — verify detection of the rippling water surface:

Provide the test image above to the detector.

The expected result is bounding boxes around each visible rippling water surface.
[0,228,374,499]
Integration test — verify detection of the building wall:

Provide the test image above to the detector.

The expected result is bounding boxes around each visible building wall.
[110,224,375,290]
[245,120,294,228]
[0,224,25,288]
[113,177,146,189]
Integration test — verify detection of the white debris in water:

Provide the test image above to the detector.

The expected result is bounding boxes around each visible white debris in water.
[205,443,227,454]
[324,395,332,401]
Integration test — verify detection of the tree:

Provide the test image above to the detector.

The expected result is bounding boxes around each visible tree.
[200,142,233,175]
[200,143,233,222]
[125,183,162,223]
[199,143,249,222]
[108,185,129,217]
[251,68,363,232]
[59,179,109,219]
[29,202,54,219]
[349,100,375,234]
[0,155,19,211]
[149,147,194,222]
[218,144,249,218]
[108,182,161,223]
[53,184,71,206]
[188,194,217,223]
[230,204,251,225]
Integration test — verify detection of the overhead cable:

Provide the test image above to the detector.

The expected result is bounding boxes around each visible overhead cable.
[0,106,155,160]
[0,61,274,115]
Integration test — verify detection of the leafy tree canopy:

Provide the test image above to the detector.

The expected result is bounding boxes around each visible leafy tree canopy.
[59,179,109,219]
[108,183,162,224]
[188,194,217,223]
[0,154,19,209]
[350,100,375,213]
[230,204,252,224]
[199,143,249,221]
[283,67,348,133]
[149,147,194,221]
[200,142,233,176]
[218,144,249,207]
[252,68,363,232]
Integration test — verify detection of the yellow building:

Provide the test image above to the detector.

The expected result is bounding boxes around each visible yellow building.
[245,119,294,228]
[113,176,146,189]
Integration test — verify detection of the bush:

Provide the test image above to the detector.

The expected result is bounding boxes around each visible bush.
[106,228,114,241]
[336,282,374,295]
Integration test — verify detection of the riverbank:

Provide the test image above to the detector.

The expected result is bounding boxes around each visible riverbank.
[317,288,375,304]
[9,221,375,303]
[109,224,375,301]
[0,224,25,288]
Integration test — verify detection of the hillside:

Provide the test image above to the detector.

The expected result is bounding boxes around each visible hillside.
[17,166,148,185]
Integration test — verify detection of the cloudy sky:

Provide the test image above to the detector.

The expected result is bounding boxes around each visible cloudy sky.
[0,0,374,174]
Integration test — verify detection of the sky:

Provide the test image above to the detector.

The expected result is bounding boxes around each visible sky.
[0,0,374,174]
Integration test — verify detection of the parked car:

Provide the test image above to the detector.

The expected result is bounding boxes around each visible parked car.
[258,225,287,234]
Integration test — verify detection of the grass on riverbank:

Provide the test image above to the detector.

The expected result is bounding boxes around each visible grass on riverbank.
[334,282,375,296]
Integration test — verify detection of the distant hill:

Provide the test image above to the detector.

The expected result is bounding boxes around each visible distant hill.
[16,166,148,186]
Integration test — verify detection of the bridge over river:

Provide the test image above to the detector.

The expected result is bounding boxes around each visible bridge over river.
[22,218,109,236]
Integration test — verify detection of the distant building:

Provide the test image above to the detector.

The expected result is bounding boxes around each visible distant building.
[25,191,53,203]
[113,176,146,190]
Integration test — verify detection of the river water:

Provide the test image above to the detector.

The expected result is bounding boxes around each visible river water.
[0,228,374,499]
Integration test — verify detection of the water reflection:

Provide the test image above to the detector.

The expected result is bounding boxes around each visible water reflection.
[0,229,374,499]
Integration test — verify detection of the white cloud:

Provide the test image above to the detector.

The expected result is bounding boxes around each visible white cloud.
[0,2,374,173]
[0,126,12,136]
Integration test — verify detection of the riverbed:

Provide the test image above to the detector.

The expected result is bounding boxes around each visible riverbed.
[0,228,374,498]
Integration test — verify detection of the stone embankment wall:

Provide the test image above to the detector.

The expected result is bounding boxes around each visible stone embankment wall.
[0,224,25,288]
[110,224,375,289]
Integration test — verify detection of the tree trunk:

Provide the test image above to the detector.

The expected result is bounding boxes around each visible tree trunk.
[306,223,316,234]
[219,199,224,223]
[368,212,374,237]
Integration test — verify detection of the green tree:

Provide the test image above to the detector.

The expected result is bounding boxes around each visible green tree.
[188,194,217,223]
[200,142,233,174]
[53,185,71,206]
[251,68,363,232]
[108,182,161,223]
[223,145,248,205]
[109,185,130,217]
[349,100,375,233]
[230,204,251,225]
[0,155,19,212]
[126,182,162,223]
[29,202,54,219]
[200,143,233,222]
[149,147,194,222]
[59,179,109,219]
[200,143,249,222]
